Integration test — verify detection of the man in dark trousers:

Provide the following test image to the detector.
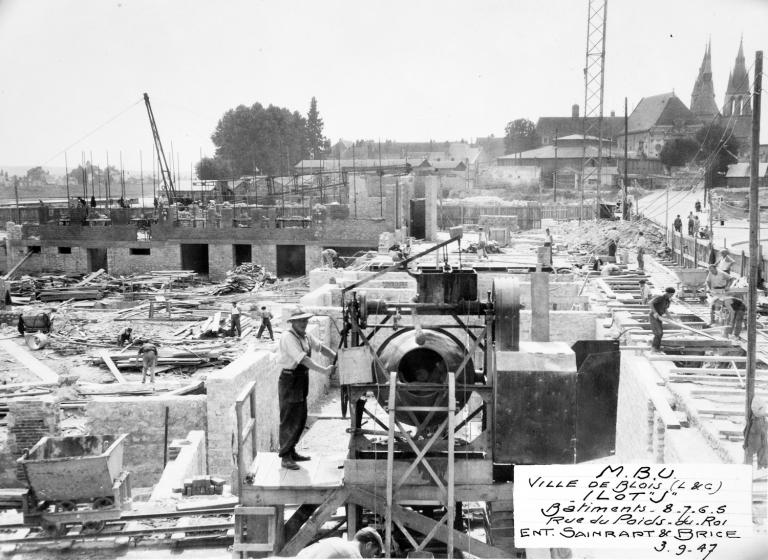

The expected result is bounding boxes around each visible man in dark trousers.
[256,305,274,341]
[229,301,242,337]
[722,296,746,339]
[649,287,676,352]
[673,214,682,233]
[138,341,158,384]
[276,308,336,470]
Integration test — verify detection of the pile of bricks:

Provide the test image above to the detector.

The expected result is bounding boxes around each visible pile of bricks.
[175,475,226,496]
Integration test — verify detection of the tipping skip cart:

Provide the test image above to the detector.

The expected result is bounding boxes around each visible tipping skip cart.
[669,267,710,302]
[17,434,132,536]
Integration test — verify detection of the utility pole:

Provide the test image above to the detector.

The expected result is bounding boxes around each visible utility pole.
[623,97,629,220]
[745,50,762,464]
[553,129,558,203]
[13,176,20,223]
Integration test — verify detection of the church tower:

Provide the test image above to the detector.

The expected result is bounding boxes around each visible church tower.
[722,38,751,117]
[690,40,720,122]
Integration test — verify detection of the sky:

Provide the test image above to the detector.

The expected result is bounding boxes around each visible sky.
[0,0,766,174]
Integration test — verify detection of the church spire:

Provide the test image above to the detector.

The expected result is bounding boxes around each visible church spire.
[691,40,719,121]
[723,37,751,116]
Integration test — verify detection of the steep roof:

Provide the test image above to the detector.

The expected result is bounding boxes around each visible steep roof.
[497,145,608,160]
[627,93,698,133]
[726,38,750,95]
[690,41,720,120]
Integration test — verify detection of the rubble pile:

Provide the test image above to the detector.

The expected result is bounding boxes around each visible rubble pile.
[554,219,664,255]
[210,263,276,295]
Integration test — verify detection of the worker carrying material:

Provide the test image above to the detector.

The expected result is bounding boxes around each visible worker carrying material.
[296,527,384,558]
[649,287,676,352]
[138,342,159,384]
[276,308,336,470]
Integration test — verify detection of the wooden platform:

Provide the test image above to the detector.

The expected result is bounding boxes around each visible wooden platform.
[241,453,344,505]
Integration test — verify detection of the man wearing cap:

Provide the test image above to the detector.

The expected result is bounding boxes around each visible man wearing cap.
[277,308,337,470]
[296,527,384,558]
[649,287,676,352]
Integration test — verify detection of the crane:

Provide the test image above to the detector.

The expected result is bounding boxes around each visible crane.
[143,93,177,204]
[579,0,608,221]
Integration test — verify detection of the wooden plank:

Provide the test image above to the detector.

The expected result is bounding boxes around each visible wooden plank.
[278,486,349,557]
[98,349,128,383]
[75,268,105,287]
[349,487,509,558]
[344,458,493,486]
[0,339,59,383]
[175,496,239,511]
[2,249,35,280]
[671,367,768,375]
[649,355,749,362]
[168,380,205,395]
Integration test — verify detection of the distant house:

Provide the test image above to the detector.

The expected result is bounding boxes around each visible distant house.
[497,134,618,188]
[618,93,702,159]
[725,162,768,189]
[536,104,624,147]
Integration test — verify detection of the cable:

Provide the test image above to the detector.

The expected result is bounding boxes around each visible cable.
[42,98,144,165]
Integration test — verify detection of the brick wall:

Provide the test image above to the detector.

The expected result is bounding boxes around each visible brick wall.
[205,319,332,479]
[85,395,207,487]
[2,397,60,485]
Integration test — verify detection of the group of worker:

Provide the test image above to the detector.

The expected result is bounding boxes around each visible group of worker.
[646,246,745,352]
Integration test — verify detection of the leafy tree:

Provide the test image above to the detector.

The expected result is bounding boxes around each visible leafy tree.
[504,119,539,153]
[26,166,48,183]
[211,102,308,176]
[659,138,699,169]
[694,124,739,188]
[195,157,233,180]
[306,97,329,159]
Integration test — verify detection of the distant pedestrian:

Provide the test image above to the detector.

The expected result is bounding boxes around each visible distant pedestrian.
[673,214,682,233]
[256,305,274,341]
[138,342,158,384]
[477,227,488,260]
[687,212,695,236]
[692,214,700,236]
[649,287,676,352]
[230,301,242,337]
[636,231,647,272]
[606,227,618,258]
[695,200,702,213]
[90,195,96,208]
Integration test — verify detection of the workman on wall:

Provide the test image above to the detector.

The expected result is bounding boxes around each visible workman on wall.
[649,287,676,352]
[138,341,158,384]
[276,308,336,470]
[321,248,338,268]
[296,527,384,558]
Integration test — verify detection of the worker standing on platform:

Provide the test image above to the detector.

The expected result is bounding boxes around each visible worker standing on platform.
[296,527,384,558]
[638,279,651,305]
[321,248,338,268]
[687,212,695,236]
[276,308,336,470]
[477,227,488,260]
[138,341,158,384]
[721,296,746,339]
[649,287,676,352]
[635,232,647,272]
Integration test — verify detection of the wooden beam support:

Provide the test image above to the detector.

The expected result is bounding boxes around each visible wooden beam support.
[278,486,350,557]
[348,488,509,558]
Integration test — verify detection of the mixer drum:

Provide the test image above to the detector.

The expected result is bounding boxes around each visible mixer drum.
[374,328,475,428]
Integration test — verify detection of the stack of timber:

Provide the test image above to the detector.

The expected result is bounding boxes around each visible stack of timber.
[88,346,231,371]
[210,263,276,295]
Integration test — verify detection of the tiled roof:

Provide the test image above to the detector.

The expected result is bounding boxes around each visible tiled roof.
[627,93,698,133]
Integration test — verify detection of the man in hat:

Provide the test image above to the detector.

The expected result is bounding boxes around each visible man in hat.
[297,527,384,558]
[277,308,336,470]
[649,287,676,352]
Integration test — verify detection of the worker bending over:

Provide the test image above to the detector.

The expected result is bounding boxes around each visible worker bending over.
[297,527,384,558]
[117,326,133,346]
[649,287,676,352]
[138,341,159,384]
[276,308,336,470]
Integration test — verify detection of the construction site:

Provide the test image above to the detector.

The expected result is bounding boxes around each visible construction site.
[1,1,767,559]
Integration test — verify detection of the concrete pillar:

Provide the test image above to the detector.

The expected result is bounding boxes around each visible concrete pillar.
[424,176,438,241]
[530,272,550,342]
